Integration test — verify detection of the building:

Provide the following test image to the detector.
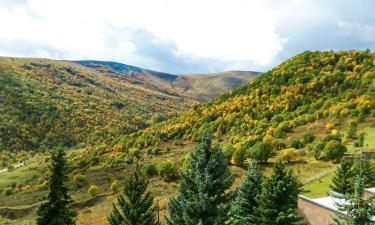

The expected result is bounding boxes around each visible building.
[298,188,375,225]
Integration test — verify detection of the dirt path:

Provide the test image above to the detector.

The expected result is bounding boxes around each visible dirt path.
[0,162,24,173]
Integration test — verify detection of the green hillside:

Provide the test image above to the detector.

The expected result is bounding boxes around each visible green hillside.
[0,57,197,151]
[118,50,375,149]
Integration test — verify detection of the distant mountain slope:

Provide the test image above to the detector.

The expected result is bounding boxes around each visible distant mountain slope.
[0,57,196,151]
[76,61,259,101]
[117,50,375,149]
[172,71,260,101]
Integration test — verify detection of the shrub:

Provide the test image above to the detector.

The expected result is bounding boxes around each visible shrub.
[124,156,133,164]
[272,128,284,138]
[302,132,315,144]
[3,188,13,196]
[290,139,303,149]
[7,164,14,172]
[157,161,178,182]
[323,140,347,162]
[221,143,235,160]
[130,148,141,158]
[144,163,158,177]
[272,140,287,151]
[88,185,99,197]
[322,134,342,143]
[152,147,161,155]
[111,180,121,193]
[277,148,298,163]
[308,141,325,160]
[73,173,85,183]
[231,147,247,167]
[248,141,273,164]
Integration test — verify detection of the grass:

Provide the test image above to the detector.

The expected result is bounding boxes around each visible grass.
[302,171,335,198]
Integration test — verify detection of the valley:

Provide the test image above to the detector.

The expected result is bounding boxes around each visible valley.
[1,50,375,224]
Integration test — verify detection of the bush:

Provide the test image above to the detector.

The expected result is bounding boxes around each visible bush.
[73,173,85,183]
[157,161,178,182]
[290,139,304,149]
[308,141,325,160]
[272,128,284,138]
[88,185,99,197]
[221,143,235,160]
[323,140,347,162]
[302,132,315,144]
[248,141,273,164]
[7,164,14,172]
[277,148,298,163]
[111,180,121,193]
[3,188,13,196]
[130,148,141,158]
[144,163,158,177]
[272,140,287,151]
[152,147,161,155]
[231,147,247,167]
[322,134,342,143]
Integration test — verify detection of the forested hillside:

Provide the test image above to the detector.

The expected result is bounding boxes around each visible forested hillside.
[118,50,375,150]
[0,57,196,151]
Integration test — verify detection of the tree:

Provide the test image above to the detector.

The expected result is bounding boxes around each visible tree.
[277,148,298,163]
[308,141,325,160]
[323,140,347,162]
[347,121,358,139]
[353,159,375,188]
[36,147,77,225]
[248,141,273,164]
[358,132,366,147]
[331,176,375,225]
[330,159,354,195]
[229,163,263,225]
[258,162,301,225]
[167,132,234,225]
[108,164,158,225]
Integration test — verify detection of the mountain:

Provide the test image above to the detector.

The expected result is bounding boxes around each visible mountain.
[118,50,375,149]
[0,57,197,151]
[76,60,260,101]
[171,71,260,101]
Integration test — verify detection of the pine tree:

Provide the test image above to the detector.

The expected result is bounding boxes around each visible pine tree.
[166,132,234,225]
[229,162,263,225]
[258,161,301,225]
[36,147,77,225]
[330,159,354,195]
[353,159,375,188]
[108,164,158,225]
[331,176,375,225]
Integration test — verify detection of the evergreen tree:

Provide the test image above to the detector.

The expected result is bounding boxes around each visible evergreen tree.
[36,147,77,225]
[229,162,263,225]
[330,159,354,195]
[353,159,375,188]
[258,162,301,225]
[166,132,234,225]
[108,164,158,225]
[331,176,375,225]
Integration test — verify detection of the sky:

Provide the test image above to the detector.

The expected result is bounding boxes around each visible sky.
[0,0,374,74]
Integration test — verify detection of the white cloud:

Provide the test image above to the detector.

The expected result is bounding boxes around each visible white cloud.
[0,0,374,73]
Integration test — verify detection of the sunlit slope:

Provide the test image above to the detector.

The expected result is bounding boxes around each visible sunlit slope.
[0,57,196,151]
[118,50,375,149]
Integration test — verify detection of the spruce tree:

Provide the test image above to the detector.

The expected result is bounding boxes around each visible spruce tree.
[353,159,375,188]
[258,161,301,225]
[229,162,263,225]
[166,132,234,225]
[108,164,158,225]
[331,176,375,225]
[330,159,354,195]
[36,147,77,225]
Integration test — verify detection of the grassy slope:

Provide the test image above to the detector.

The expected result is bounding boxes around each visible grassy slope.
[0,57,197,151]
[171,71,260,101]
[76,61,260,102]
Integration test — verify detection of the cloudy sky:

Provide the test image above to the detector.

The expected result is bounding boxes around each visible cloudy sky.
[0,0,374,73]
